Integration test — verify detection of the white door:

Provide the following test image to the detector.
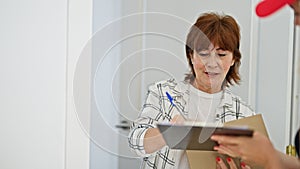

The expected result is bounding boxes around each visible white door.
[89,0,143,169]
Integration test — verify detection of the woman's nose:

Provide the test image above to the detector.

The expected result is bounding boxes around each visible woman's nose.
[205,54,219,68]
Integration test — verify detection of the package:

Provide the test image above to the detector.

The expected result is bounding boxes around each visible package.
[186,114,267,169]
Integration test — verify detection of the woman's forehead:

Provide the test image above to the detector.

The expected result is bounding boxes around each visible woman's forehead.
[204,44,223,50]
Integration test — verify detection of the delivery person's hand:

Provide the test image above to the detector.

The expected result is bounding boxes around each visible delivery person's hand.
[211,131,276,167]
[216,157,251,169]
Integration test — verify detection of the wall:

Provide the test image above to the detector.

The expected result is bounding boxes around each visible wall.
[255,7,294,151]
[0,0,93,169]
[0,0,67,168]
[89,0,120,168]
[66,0,92,169]
[292,26,300,143]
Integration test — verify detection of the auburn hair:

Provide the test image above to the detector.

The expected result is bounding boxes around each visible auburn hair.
[185,12,241,86]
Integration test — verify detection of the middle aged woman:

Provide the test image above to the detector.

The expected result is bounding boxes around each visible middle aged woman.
[128,12,255,169]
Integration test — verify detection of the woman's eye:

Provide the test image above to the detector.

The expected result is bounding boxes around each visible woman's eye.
[218,53,226,57]
[199,53,209,57]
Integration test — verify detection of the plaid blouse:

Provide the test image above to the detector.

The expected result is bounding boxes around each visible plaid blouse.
[128,79,255,169]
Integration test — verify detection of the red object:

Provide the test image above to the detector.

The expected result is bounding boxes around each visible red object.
[216,157,221,162]
[240,162,246,168]
[256,0,296,17]
[226,157,232,162]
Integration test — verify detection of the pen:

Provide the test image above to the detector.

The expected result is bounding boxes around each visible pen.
[166,92,187,120]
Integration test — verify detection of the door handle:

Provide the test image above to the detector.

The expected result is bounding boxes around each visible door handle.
[115,120,131,130]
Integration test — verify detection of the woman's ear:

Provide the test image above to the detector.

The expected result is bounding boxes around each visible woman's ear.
[231,59,235,66]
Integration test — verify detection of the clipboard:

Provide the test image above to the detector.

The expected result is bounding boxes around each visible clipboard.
[185,114,268,169]
[157,123,253,151]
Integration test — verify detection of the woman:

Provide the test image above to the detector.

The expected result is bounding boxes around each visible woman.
[128,12,255,169]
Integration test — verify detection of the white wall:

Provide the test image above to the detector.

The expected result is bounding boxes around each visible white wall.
[0,0,67,168]
[66,0,92,169]
[292,26,300,144]
[255,7,294,151]
[0,0,93,169]
[89,0,120,168]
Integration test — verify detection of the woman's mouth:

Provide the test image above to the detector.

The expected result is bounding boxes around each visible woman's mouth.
[205,72,219,76]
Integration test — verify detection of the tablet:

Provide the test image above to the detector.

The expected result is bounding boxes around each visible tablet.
[157,123,253,150]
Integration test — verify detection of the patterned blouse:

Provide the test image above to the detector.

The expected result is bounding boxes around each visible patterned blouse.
[128,79,255,169]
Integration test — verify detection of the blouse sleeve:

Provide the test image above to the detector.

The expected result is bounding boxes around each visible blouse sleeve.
[128,83,167,157]
[236,96,256,117]
[237,96,256,117]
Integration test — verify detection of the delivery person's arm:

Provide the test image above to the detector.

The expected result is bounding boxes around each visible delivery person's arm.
[211,131,300,169]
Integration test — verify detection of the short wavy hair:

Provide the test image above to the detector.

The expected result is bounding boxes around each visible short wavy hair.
[185,12,242,86]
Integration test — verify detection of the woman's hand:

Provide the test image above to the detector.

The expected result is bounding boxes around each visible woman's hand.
[170,114,185,124]
[143,114,185,153]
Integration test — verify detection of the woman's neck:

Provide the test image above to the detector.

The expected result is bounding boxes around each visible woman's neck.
[193,79,222,94]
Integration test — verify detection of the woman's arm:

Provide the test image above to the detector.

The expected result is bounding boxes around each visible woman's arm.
[143,128,166,154]
[143,114,185,153]
[128,83,163,156]
[129,81,186,156]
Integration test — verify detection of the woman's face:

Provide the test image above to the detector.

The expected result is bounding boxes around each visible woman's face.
[191,44,234,93]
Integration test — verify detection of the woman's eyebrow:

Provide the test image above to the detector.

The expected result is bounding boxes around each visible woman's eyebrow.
[216,48,225,51]
[197,48,209,51]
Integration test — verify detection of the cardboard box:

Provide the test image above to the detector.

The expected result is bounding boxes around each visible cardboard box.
[186,114,268,169]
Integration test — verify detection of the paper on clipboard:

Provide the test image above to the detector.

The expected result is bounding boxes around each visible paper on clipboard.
[157,123,253,151]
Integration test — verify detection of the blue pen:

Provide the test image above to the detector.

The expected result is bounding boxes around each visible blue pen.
[166,92,186,120]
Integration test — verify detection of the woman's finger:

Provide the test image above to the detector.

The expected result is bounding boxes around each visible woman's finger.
[170,114,185,124]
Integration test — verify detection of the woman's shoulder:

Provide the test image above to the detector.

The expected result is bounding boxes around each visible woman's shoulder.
[223,88,254,114]
[147,78,188,91]
[224,88,245,103]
